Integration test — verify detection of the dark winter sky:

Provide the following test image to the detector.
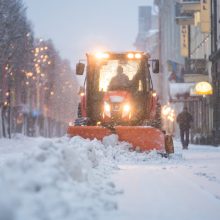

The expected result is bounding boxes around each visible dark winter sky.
[23,0,153,65]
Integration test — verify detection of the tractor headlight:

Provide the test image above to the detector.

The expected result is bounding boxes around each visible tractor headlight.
[104,102,111,117]
[123,104,131,113]
[122,103,131,118]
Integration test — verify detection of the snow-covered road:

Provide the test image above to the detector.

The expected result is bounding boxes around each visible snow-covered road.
[0,135,220,220]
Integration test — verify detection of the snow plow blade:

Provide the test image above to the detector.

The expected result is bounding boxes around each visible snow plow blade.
[115,126,165,151]
[67,126,165,152]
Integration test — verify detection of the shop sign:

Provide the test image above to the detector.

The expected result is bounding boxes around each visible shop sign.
[180,25,189,57]
[200,0,211,33]
[194,81,213,95]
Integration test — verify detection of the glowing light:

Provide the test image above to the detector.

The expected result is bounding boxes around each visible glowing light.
[36,68,41,74]
[26,72,33,77]
[95,52,109,59]
[127,53,134,59]
[104,102,111,112]
[50,91,54,96]
[162,106,171,116]
[162,104,176,122]
[135,53,142,59]
[152,91,157,97]
[123,104,131,113]
[122,103,132,118]
[195,81,213,95]
[103,53,109,59]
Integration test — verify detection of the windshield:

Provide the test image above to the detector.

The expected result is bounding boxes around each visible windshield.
[98,59,141,92]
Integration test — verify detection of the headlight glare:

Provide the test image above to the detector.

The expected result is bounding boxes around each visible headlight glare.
[127,53,134,59]
[123,104,131,113]
[104,102,111,112]
[135,53,142,59]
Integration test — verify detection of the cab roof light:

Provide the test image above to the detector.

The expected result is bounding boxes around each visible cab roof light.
[135,53,142,59]
[127,53,134,59]
[95,52,109,59]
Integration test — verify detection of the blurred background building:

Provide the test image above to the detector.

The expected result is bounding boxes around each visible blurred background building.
[135,0,219,145]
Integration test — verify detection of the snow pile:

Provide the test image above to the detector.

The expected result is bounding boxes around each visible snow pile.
[0,134,178,220]
[0,136,119,220]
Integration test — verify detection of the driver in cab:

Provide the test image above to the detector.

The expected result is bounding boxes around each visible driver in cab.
[108,65,130,91]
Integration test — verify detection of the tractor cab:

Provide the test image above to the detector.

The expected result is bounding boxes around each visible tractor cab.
[76,51,159,126]
[68,51,174,153]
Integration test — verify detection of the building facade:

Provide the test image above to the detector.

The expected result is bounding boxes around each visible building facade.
[210,0,220,145]
[154,0,214,143]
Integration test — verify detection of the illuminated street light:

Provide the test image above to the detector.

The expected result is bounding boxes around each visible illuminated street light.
[26,72,33,77]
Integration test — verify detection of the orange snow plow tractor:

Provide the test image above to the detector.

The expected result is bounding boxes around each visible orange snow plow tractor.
[68,51,173,154]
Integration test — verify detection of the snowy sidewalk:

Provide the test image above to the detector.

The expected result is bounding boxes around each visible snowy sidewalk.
[104,163,220,220]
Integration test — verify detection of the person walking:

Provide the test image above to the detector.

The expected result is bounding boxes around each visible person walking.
[177,106,193,149]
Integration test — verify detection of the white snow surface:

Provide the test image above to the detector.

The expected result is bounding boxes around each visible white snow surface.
[0,134,220,220]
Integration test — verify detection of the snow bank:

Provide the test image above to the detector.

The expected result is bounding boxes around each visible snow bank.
[0,135,179,220]
[0,136,117,220]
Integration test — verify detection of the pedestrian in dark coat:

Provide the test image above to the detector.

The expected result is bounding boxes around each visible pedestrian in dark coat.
[176,106,193,149]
